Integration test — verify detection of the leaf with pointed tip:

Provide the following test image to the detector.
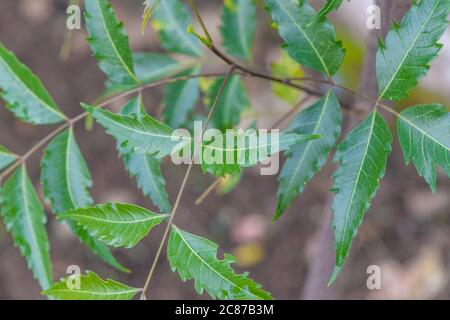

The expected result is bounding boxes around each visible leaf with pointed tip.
[59,203,169,248]
[119,97,172,213]
[397,104,450,193]
[220,0,256,60]
[82,103,186,158]
[0,145,17,171]
[208,75,251,132]
[275,91,342,220]
[330,111,392,284]
[270,50,304,105]
[163,67,200,129]
[168,225,272,300]
[310,0,345,25]
[133,52,191,83]
[43,271,139,300]
[0,166,52,290]
[41,129,127,272]
[265,0,345,76]
[85,0,139,85]
[0,42,66,124]
[376,0,450,101]
[200,131,320,177]
[153,0,202,57]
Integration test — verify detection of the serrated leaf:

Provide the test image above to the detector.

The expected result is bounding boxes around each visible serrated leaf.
[330,111,392,283]
[163,67,200,128]
[311,0,345,25]
[119,97,172,213]
[209,75,251,132]
[0,145,17,171]
[200,131,320,177]
[0,166,52,290]
[265,0,345,76]
[133,52,190,83]
[168,225,272,300]
[153,0,202,57]
[220,0,256,60]
[59,203,169,248]
[270,50,304,104]
[0,42,66,124]
[43,271,140,300]
[85,0,139,85]
[376,0,450,101]
[41,129,127,272]
[82,103,185,158]
[275,91,342,220]
[397,104,450,193]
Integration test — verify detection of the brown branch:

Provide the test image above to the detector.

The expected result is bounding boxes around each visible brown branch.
[140,66,237,299]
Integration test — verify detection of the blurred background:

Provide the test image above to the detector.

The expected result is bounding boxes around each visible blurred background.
[0,0,449,299]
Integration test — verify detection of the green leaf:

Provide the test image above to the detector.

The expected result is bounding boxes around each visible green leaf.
[376,0,450,101]
[163,67,200,128]
[0,145,17,171]
[397,104,450,193]
[275,91,342,220]
[270,50,304,105]
[43,271,140,300]
[85,0,139,85]
[330,111,392,284]
[168,225,272,300]
[41,129,127,272]
[59,203,169,248]
[82,103,185,158]
[0,166,52,290]
[220,0,256,60]
[119,97,172,213]
[265,0,345,76]
[0,42,66,124]
[209,75,251,132]
[311,0,345,25]
[200,131,320,177]
[153,0,202,57]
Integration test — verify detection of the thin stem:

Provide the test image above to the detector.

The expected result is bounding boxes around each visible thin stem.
[140,66,236,299]
[188,0,213,45]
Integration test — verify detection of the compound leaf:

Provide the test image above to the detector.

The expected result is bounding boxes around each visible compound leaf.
[265,0,345,76]
[85,0,139,85]
[41,128,127,272]
[153,0,202,57]
[220,0,256,60]
[275,91,342,220]
[0,42,66,124]
[397,104,450,193]
[0,166,52,290]
[43,271,140,300]
[119,97,172,213]
[168,225,272,300]
[330,111,392,284]
[376,0,450,101]
[59,203,168,248]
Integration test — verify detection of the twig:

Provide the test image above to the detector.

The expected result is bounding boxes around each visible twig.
[140,66,237,299]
